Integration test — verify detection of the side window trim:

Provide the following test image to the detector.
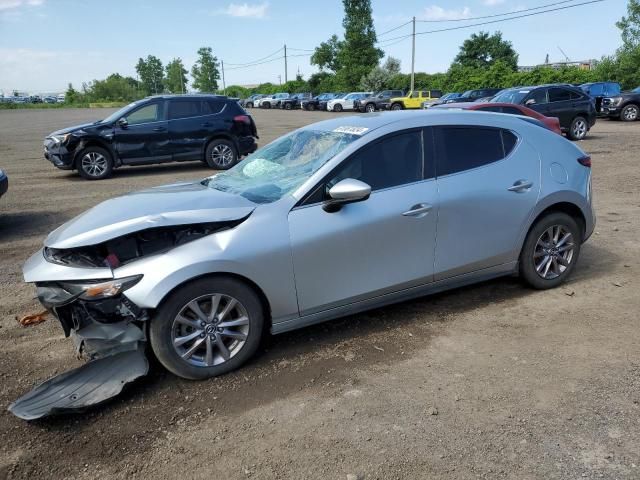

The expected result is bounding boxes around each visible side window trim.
[295,128,430,208]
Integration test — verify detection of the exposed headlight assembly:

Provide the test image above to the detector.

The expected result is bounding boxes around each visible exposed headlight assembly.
[36,275,142,307]
[607,96,623,107]
[51,133,71,144]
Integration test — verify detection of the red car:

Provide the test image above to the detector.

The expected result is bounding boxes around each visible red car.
[433,102,562,135]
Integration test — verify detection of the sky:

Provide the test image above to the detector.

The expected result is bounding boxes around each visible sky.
[0,0,629,94]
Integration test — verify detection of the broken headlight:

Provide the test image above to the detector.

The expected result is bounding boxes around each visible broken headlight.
[37,275,142,307]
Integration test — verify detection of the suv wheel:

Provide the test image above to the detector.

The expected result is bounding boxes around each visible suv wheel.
[205,139,237,170]
[333,103,343,112]
[263,102,271,109]
[620,104,639,122]
[391,103,403,111]
[519,212,581,290]
[308,104,316,111]
[365,103,376,113]
[285,102,292,110]
[77,147,113,180]
[568,116,588,140]
[149,277,264,380]
[246,102,253,108]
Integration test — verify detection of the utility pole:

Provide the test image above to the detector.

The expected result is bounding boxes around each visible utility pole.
[221,60,226,95]
[284,43,288,83]
[410,16,416,92]
[278,74,282,85]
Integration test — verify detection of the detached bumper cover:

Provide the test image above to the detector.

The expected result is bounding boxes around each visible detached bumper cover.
[43,139,74,169]
[8,349,148,420]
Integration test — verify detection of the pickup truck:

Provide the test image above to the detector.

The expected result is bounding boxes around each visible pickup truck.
[601,87,640,121]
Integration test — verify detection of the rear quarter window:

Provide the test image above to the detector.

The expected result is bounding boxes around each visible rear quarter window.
[434,126,517,176]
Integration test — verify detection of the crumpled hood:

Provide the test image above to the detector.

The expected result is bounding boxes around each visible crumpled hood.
[45,181,256,249]
[48,122,100,136]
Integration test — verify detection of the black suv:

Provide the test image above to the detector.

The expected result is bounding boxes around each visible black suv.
[281,92,312,110]
[446,88,503,103]
[491,85,596,140]
[355,90,404,112]
[43,95,258,180]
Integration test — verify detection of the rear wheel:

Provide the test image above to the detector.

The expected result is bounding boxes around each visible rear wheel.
[246,102,253,108]
[308,103,316,111]
[519,212,581,290]
[365,103,376,113]
[263,102,271,109]
[567,116,588,140]
[391,103,403,111]
[205,139,237,170]
[150,277,264,380]
[77,146,113,180]
[620,104,639,122]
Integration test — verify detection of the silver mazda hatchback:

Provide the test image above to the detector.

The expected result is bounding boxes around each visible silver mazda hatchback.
[12,110,595,419]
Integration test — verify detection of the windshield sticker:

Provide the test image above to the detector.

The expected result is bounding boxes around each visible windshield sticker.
[333,126,369,135]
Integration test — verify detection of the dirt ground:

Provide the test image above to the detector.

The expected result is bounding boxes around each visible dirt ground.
[0,107,638,480]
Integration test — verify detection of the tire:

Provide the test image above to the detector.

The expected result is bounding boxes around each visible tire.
[620,104,639,122]
[77,146,114,180]
[285,102,292,110]
[519,212,582,290]
[150,277,265,380]
[246,102,253,109]
[391,103,403,111]
[567,116,588,140]
[205,138,238,170]
[308,104,316,111]
[263,102,271,109]
[333,103,343,112]
[365,103,376,113]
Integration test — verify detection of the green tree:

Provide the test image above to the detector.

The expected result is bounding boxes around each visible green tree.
[383,56,401,76]
[336,0,383,89]
[453,31,518,71]
[307,72,336,93]
[311,34,344,72]
[65,83,79,104]
[87,74,141,102]
[165,58,188,94]
[191,47,220,92]
[617,0,640,49]
[136,55,164,95]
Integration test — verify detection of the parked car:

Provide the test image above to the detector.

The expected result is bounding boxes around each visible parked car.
[355,90,404,112]
[56,93,65,103]
[301,93,331,111]
[281,93,312,110]
[388,90,443,110]
[433,102,562,135]
[447,88,503,104]
[0,168,7,199]
[30,95,43,104]
[491,85,596,140]
[11,109,595,419]
[257,93,289,109]
[580,81,621,114]
[423,92,460,109]
[241,94,265,108]
[327,92,372,112]
[42,94,258,180]
[319,93,345,111]
[43,96,58,104]
[601,89,640,121]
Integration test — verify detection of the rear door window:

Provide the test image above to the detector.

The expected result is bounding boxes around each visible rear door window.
[203,99,225,114]
[548,88,572,103]
[526,88,548,105]
[434,126,516,176]
[169,100,201,120]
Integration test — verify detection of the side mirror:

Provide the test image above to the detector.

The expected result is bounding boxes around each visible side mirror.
[117,118,128,128]
[525,99,535,106]
[323,178,371,213]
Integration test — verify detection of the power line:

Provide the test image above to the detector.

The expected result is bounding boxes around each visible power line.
[382,0,604,43]
[378,34,412,48]
[416,0,582,23]
[287,47,314,52]
[224,55,284,70]
[224,47,283,66]
[378,19,413,37]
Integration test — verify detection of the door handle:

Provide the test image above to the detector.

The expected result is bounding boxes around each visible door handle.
[152,127,166,132]
[402,203,432,217]
[508,180,533,192]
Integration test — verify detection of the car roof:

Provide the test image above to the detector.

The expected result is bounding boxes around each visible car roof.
[146,94,229,100]
[302,109,529,133]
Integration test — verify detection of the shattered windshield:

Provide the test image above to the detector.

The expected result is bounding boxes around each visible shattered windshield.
[203,129,360,203]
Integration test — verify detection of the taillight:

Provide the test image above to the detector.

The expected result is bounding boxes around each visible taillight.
[233,114,251,125]
[578,155,591,168]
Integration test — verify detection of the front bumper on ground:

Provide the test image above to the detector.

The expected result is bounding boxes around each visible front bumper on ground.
[8,280,150,420]
[43,138,74,170]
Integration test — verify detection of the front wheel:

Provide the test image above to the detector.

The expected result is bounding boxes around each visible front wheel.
[308,103,316,111]
[519,212,581,290]
[365,103,376,113]
[620,104,639,122]
[391,103,403,111]
[285,103,292,110]
[205,139,238,170]
[77,146,114,180]
[333,103,343,112]
[567,116,588,140]
[150,277,264,380]
[246,102,253,109]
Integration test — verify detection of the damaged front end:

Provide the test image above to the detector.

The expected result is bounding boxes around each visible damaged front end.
[10,217,247,420]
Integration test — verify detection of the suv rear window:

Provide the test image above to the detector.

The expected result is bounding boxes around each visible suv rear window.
[434,126,516,176]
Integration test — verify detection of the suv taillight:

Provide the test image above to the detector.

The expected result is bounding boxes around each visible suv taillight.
[233,115,251,125]
[578,155,591,168]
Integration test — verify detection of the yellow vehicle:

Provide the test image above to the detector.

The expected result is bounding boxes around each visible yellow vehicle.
[388,90,443,110]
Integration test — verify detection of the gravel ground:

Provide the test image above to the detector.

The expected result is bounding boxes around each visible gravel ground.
[0,107,638,480]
